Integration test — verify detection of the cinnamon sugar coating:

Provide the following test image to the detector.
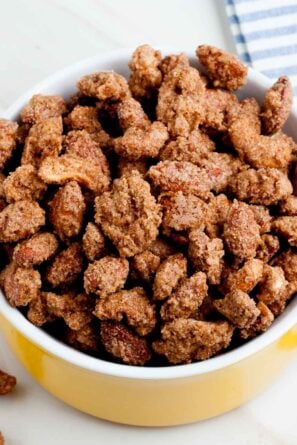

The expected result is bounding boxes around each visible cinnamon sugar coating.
[3,164,47,203]
[94,287,156,336]
[214,290,260,329]
[153,253,187,301]
[100,321,151,365]
[261,76,293,134]
[82,222,105,262]
[84,256,129,297]
[272,216,297,246]
[131,250,160,282]
[20,94,66,125]
[222,259,264,294]
[129,44,162,99]
[77,72,130,101]
[48,181,86,241]
[66,324,99,352]
[0,119,18,169]
[117,158,148,177]
[240,301,274,339]
[256,234,280,263]
[0,369,17,395]
[257,265,288,313]
[279,196,297,216]
[46,243,83,288]
[13,232,58,267]
[95,171,161,257]
[197,45,247,91]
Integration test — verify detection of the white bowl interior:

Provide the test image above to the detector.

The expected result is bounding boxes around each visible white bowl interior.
[0,48,297,380]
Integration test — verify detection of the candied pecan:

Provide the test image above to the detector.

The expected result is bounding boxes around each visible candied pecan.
[159,130,215,164]
[128,44,162,98]
[230,112,293,169]
[157,65,205,137]
[272,216,297,246]
[160,53,190,77]
[153,319,233,364]
[27,291,55,326]
[46,292,93,330]
[257,265,288,312]
[0,369,16,395]
[117,158,148,177]
[46,243,83,288]
[0,119,18,169]
[20,94,66,124]
[3,165,46,202]
[214,290,260,329]
[279,196,297,216]
[223,200,260,260]
[240,301,274,339]
[202,88,239,131]
[114,121,168,160]
[21,117,63,168]
[188,230,224,285]
[160,272,208,321]
[229,168,293,206]
[197,45,247,91]
[204,193,231,238]
[94,287,156,336]
[148,238,177,260]
[66,323,99,352]
[77,72,130,101]
[272,250,297,290]
[249,205,271,234]
[82,222,105,262]
[222,259,264,294]
[131,250,160,282]
[0,262,41,307]
[39,153,110,194]
[117,97,150,131]
[100,321,151,365]
[95,171,161,257]
[63,130,110,176]
[147,161,212,198]
[261,76,293,135]
[64,105,101,133]
[13,232,58,267]
[256,234,280,263]
[84,256,129,297]
[0,200,45,242]
[153,253,187,301]
[159,192,206,234]
[48,181,86,241]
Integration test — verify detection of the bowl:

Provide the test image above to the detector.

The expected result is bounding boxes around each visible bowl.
[0,48,297,427]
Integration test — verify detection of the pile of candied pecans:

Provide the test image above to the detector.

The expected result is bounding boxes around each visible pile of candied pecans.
[0,44,297,366]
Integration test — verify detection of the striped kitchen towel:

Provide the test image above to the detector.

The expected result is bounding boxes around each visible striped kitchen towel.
[225,0,297,94]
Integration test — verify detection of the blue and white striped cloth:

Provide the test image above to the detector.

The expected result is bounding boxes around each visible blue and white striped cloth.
[225,0,297,95]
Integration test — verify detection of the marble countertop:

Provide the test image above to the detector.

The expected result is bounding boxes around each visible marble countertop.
[0,1,296,444]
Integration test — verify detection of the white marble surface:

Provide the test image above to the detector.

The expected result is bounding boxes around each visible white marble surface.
[0,1,296,444]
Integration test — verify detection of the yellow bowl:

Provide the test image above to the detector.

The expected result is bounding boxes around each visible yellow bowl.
[1,48,297,426]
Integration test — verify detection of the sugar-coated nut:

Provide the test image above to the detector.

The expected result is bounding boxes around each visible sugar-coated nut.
[0,262,41,307]
[95,171,161,257]
[160,53,190,76]
[261,76,293,135]
[27,291,55,326]
[117,158,148,177]
[46,243,83,288]
[204,193,231,238]
[214,290,260,329]
[272,250,297,289]
[66,324,99,352]
[272,216,297,246]
[202,88,239,131]
[100,321,151,365]
[229,168,293,206]
[159,130,215,164]
[0,200,45,242]
[20,94,66,125]
[240,301,274,339]
[257,265,288,309]
[147,161,213,198]
[77,71,131,101]
[153,319,233,364]
[48,181,86,241]
[160,271,208,321]
[84,256,129,297]
[3,165,47,203]
[224,200,261,260]
[131,250,160,282]
[148,238,177,260]
[188,230,224,285]
[0,119,18,169]
[94,287,156,336]
[0,369,17,395]
[256,234,280,263]
[249,205,272,234]
[64,105,102,133]
[197,45,247,91]
[128,44,162,98]
[13,232,58,267]
[153,253,187,301]
[223,259,264,294]
[114,121,168,160]
[38,153,110,194]
[22,117,63,168]
[279,196,297,216]
[82,222,105,262]
[117,97,150,131]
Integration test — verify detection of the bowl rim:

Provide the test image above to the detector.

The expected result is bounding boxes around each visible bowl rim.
[0,47,297,381]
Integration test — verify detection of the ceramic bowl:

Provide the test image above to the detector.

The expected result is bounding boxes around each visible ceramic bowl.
[1,48,297,426]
